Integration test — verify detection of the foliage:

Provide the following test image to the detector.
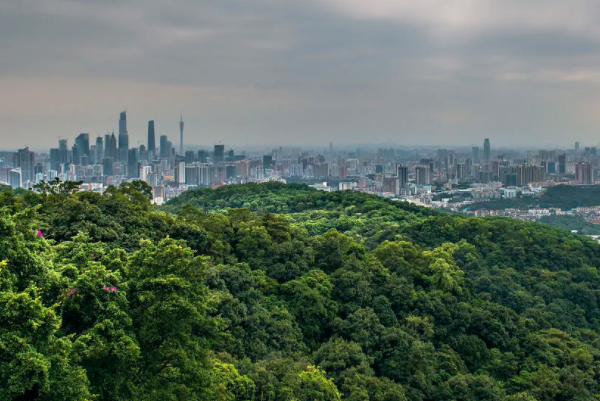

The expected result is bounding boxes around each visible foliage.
[539,215,600,235]
[463,184,600,211]
[3,180,600,400]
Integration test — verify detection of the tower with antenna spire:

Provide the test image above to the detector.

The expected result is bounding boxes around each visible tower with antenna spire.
[179,114,184,156]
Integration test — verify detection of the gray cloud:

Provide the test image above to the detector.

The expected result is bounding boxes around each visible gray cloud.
[1,0,600,149]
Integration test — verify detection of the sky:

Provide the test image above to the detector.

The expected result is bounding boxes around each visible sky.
[1,0,600,149]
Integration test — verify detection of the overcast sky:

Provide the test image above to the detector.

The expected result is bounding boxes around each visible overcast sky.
[1,0,600,149]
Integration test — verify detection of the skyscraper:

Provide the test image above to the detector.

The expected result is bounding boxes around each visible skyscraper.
[75,133,90,159]
[471,147,479,164]
[160,135,168,159]
[214,144,225,165]
[558,153,566,175]
[95,136,104,164]
[397,165,408,188]
[59,139,68,165]
[17,147,35,184]
[128,148,139,178]
[72,144,81,165]
[50,148,60,171]
[576,163,593,185]
[148,120,156,155]
[103,132,115,161]
[118,111,129,163]
[179,115,184,156]
[102,157,114,176]
[415,166,430,185]
[483,138,491,164]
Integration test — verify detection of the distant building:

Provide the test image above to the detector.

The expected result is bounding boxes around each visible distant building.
[95,136,104,165]
[558,153,566,175]
[179,115,184,156]
[397,165,408,188]
[175,161,186,184]
[9,168,21,189]
[128,149,139,178]
[472,147,480,164]
[483,138,491,164]
[415,165,431,185]
[17,147,35,184]
[213,145,225,165]
[75,133,90,160]
[160,135,169,159]
[118,111,128,163]
[576,163,593,185]
[148,120,156,156]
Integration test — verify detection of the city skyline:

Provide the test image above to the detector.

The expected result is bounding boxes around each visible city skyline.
[2,0,600,148]
[1,109,598,152]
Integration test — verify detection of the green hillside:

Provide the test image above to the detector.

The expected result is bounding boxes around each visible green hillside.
[463,184,600,211]
[3,180,600,400]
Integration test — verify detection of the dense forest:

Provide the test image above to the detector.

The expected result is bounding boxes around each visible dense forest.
[462,185,600,211]
[4,180,600,400]
[539,215,600,235]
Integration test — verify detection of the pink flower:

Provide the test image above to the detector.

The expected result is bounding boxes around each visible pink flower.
[36,231,44,239]
[91,254,96,259]
[67,288,76,296]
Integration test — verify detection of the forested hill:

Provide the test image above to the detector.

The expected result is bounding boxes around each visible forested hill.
[3,181,600,400]
[462,184,600,211]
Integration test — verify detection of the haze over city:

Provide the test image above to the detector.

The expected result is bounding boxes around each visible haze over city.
[2,0,600,148]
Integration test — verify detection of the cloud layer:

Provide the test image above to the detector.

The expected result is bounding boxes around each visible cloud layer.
[1,0,599,149]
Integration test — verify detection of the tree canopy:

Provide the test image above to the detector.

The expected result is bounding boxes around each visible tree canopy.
[2,180,600,400]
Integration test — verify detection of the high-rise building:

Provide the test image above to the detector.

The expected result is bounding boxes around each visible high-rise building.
[175,161,186,184]
[95,136,104,164]
[465,158,473,176]
[128,148,139,178]
[104,132,117,161]
[184,150,195,164]
[471,147,480,164]
[75,133,90,160]
[72,144,81,166]
[576,163,593,185]
[179,115,184,156]
[160,135,169,159]
[9,168,21,189]
[147,120,156,156]
[166,141,173,160]
[197,150,209,163]
[263,155,273,175]
[397,165,408,188]
[17,147,35,184]
[50,148,60,171]
[483,138,491,164]
[558,153,566,175]
[59,139,68,165]
[118,111,128,162]
[456,163,466,180]
[214,145,225,165]
[185,165,198,185]
[514,165,545,186]
[102,158,114,176]
[104,134,111,159]
[575,142,580,152]
[415,165,430,185]
[139,145,147,162]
